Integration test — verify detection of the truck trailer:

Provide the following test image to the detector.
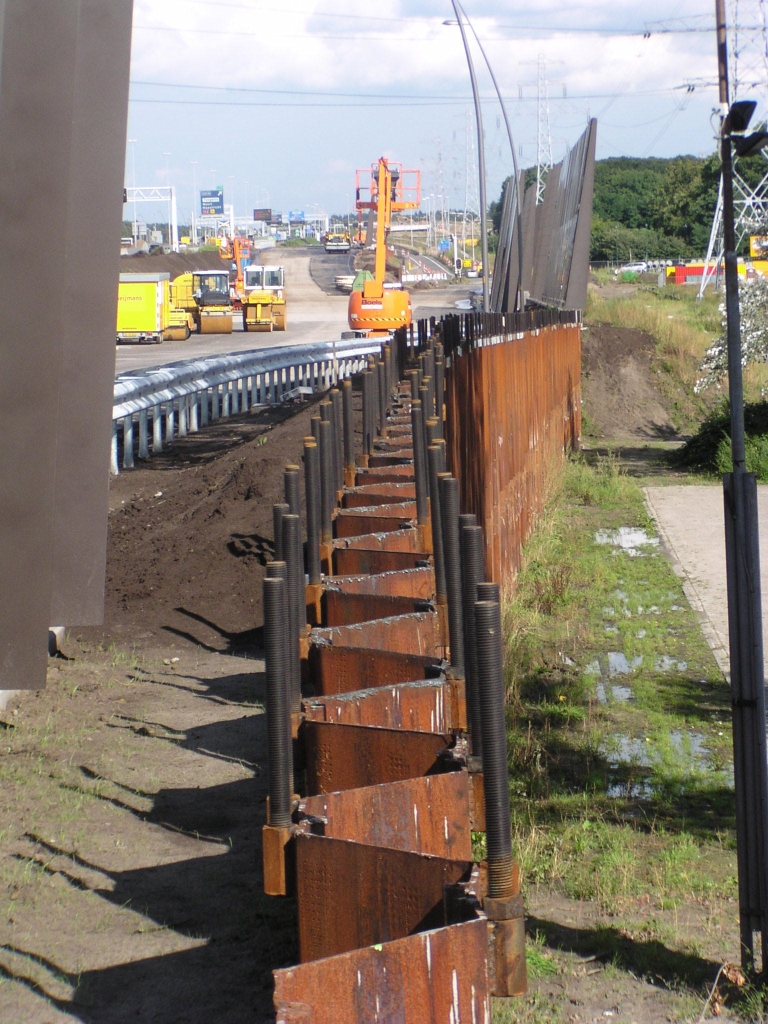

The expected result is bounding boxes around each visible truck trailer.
[116,273,192,344]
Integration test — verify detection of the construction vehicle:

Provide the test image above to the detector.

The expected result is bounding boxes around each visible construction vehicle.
[231,236,253,309]
[348,158,420,335]
[242,264,286,332]
[171,270,233,334]
[116,272,193,344]
[325,228,351,253]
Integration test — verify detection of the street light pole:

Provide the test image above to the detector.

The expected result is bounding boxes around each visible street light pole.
[449,0,489,312]
[715,0,768,971]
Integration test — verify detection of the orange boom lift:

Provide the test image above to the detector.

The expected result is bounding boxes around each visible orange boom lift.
[348,157,420,335]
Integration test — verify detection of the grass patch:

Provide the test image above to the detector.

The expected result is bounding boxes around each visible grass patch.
[503,454,735,904]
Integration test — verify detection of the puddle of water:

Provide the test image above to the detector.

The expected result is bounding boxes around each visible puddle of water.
[655,655,688,672]
[595,527,660,557]
[611,685,633,702]
[600,730,733,798]
[607,652,642,676]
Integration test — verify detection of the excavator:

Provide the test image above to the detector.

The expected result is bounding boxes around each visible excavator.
[348,158,420,336]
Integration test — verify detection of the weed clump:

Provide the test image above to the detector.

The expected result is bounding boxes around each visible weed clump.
[671,399,768,478]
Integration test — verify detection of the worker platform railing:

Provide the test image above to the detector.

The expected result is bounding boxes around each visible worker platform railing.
[111,338,380,474]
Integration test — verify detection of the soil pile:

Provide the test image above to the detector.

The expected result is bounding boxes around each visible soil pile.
[582,323,677,440]
[119,251,231,278]
[93,401,323,656]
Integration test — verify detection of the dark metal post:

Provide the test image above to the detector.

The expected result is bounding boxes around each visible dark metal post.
[362,370,374,456]
[303,438,322,586]
[408,369,419,403]
[342,378,355,481]
[428,443,447,604]
[319,418,333,544]
[474,593,515,896]
[383,345,393,398]
[263,575,292,825]
[426,416,440,450]
[265,560,294,794]
[439,474,464,672]
[376,359,387,434]
[273,503,289,562]
[330,388,344,489]
[461,521,485,757]
[716,0,768,969]
[282,514,303,711]
[284,465,300,518]
[435,358,445,434]
[410,399,428,526]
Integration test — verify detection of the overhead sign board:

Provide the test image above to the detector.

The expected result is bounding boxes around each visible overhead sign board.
[253,208,272,222]
[288,210,305,224]
[201,188,224,216]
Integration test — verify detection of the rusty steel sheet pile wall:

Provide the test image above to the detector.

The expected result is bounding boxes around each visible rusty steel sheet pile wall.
[261,327,530,1021]
[441,310,581,589]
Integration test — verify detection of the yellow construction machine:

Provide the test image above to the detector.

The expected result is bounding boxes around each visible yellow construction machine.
[241,264,286,332]
[171,270,233,334]
[348,158,420,335]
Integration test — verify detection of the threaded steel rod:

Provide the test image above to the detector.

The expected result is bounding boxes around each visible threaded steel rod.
[362,370,374,455]
[428,445,447,602]
[376,359,386,434]
[319,418,333,544]
[330,388,343,489]
[461,520,485,757]
[273,503,289,562]
[435,358,445,434]
[303,438,322,586]
[408,369,419,403]
[439,474,464,671]
[475,598,514,898]
[284,465,300,518]
[342,379,355,476]
[426,416,440,450]
[263,576,292,826]
[282,514,303,711]
[265,560,293,795]
[411,399,428,526]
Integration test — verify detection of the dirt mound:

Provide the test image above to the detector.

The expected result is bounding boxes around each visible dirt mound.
[119,251,231,278]
[582,323,677,440]
[87,400,327,656]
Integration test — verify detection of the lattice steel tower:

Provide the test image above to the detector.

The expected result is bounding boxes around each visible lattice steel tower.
[699,0,768,297]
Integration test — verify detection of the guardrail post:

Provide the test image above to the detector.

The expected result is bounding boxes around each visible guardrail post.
[152,406,163,453]
[222,383,231,418]
[138,409,148,459]
[178,395,188,437]
[122,415,134,470]
[200,389,209,427]
[110,421,119,476]
[165,400,175,445]
[211,385,220,420]
[190,392,199,432]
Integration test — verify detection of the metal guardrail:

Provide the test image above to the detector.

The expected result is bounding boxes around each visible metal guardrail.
[111,337,381,474]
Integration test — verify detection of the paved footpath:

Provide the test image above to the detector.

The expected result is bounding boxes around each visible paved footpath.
[645,483,768,677]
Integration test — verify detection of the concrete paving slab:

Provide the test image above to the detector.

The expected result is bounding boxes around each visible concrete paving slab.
[645,483,768,677]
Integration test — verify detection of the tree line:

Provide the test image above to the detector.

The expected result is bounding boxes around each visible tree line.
[491,152,767,262]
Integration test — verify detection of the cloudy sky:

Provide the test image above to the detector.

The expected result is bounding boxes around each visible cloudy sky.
[126,0,767,223]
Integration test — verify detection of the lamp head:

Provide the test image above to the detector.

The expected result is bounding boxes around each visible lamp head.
[729,99,758,133]
[733,131,768,158]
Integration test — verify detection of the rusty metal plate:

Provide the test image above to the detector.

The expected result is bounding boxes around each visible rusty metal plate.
[309,645,442,695]
[303,720,450,793]
[274,919,490,1024]
[300,770,472,860]
[334,528,424,553]
[325,567,434,598]
[342,482,416,508]
[294,832,471,960]
[311,611,441,657]
[333,547,427,575]
[355,465,415,485]
[367,452,413,467]
[333,502,417,538]
[303,677,449,732]
[323,591,430,627]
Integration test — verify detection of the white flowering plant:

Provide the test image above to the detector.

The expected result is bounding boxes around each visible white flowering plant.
[695,276,768,393]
